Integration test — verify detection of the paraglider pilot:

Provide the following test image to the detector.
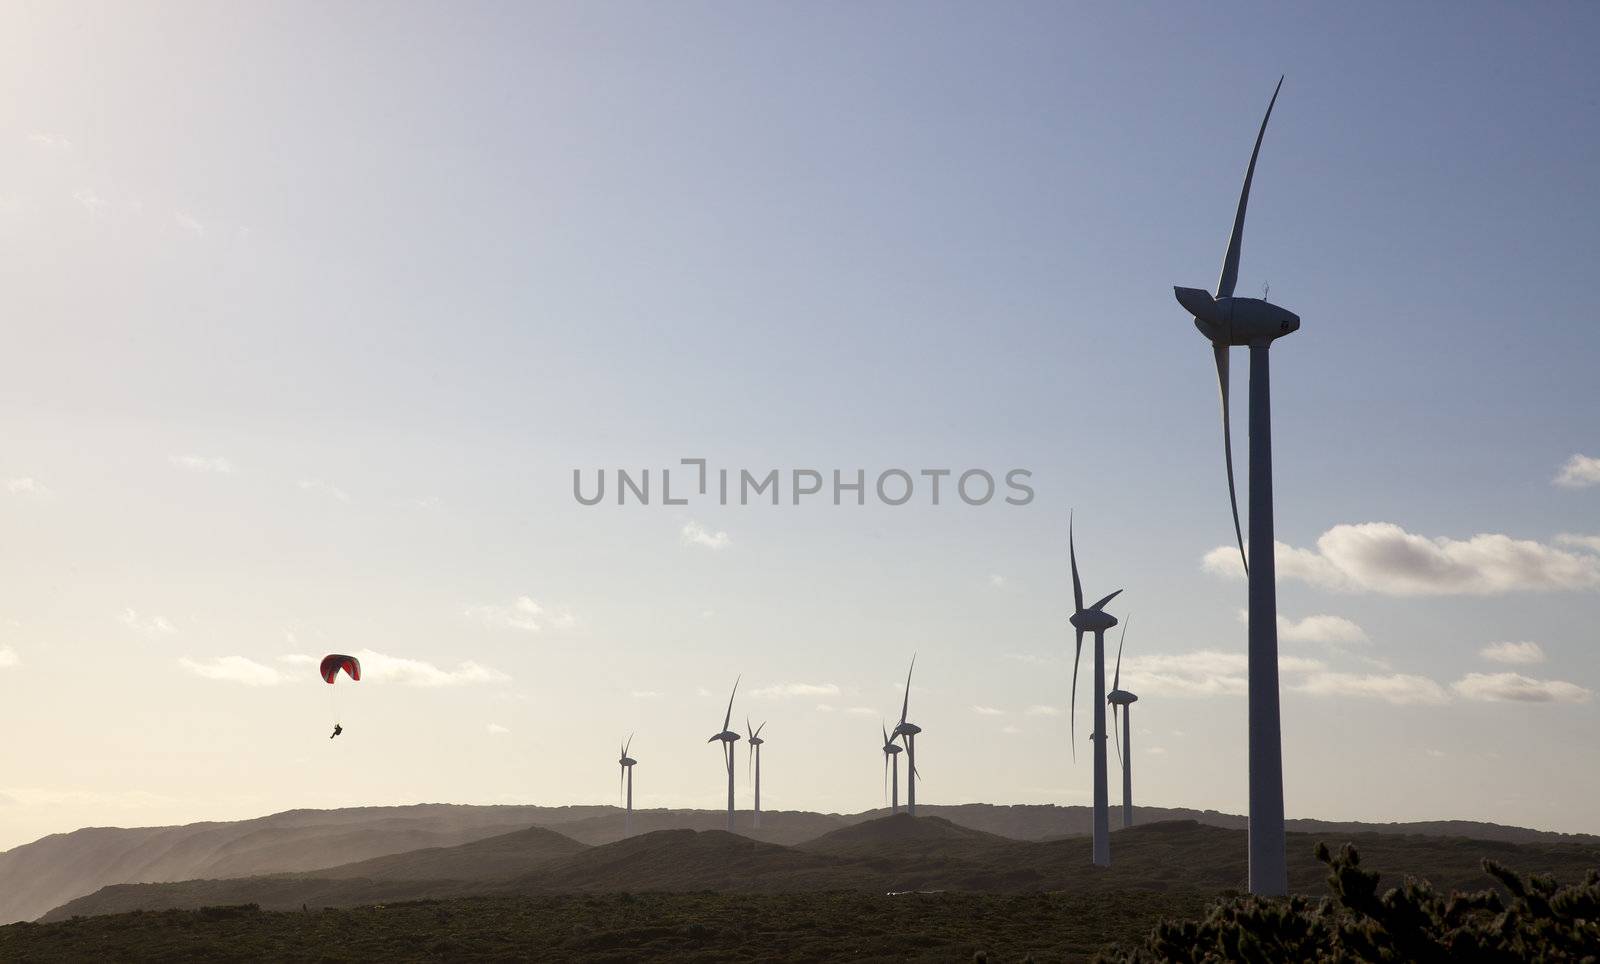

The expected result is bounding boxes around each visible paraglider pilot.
[329,723,343,739]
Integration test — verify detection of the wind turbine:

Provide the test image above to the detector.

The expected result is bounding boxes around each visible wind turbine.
[1069,516,1122,867]
[706,677,742,833]
[618,734,637,837]
[746,718,766,830]
[1172,76,1299,896]
[881,721,903,813]
[891,657,922,816]
[1106,618,1139,830]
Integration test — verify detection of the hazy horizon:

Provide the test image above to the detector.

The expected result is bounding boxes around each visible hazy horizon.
[3,2,1598,851]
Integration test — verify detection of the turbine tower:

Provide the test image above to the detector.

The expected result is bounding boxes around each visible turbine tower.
[1106,618,1139,829]
[1069,517,1122,867]
[891,657,922,816]
[706,676,741,833]
[618,734,637,837]
[746,718,766,830]
[881,721,903,813]
[1172,76,1299,896]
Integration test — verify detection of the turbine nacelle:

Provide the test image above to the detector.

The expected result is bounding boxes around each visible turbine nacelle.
[707,730,741,744]
[1070,608,1119,634]
[1176,288,1301,346]
[1107,689,1138,706]
[881,742,902,755]
[619,756,637,766]
[893,722,922,737]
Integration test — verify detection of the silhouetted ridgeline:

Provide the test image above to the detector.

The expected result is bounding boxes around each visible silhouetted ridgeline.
[5,802,1596,923]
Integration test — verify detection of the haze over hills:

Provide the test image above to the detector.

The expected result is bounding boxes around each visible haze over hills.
[40,815,1600,923]
[8,802,1599,924]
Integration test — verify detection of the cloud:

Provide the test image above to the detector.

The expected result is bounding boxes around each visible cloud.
[1025,704,1062,717]
[120,609,175,637]
[1556,533,1600,553]
[814,703,834,713]
[1451,672,1592,704]
[27,132,73,150]
[465,596,574,633]
[350,648,509,687]
[5,477,53,498]
[1290,672,1450,706]
[1479,641,1546,665]
[297,479,351,503]
[1257,611,1369,645]
[842,707,879,717]
[0,645,18,669]
[970,704,1005,716]
[1121,649,1326,698]
[1148,746,1167,755]
[73,188,107,217]
[278,654,317,667]
[750,682,840,699]
[1205,522,1600,595]
[681,520,731,550]
[170,455,234,474]
[1554,454,1600,489]
[630,690,663,699]
[1001,724,1021,735]
[1004,653,1057,666]
[178,655,285,686]
[486,723,510,735]
[174,211,205,237]
[988,574,1006,588]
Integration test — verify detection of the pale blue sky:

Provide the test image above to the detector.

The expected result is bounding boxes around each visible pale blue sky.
[2,2,1598,849]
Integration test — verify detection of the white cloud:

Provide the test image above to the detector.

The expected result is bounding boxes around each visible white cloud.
[1451,672,1592,704]
[178,655,285,687]
[988,574,1006,588]
[1554,454,1600,489]
[1121,649,1326,698]
[1025,704,1062,717]
[0,645,18,669]
[73,188,106,217]
[486,723,510,735]
[120,609,175,637]
[1001,724,1021,735]
[750,682,840,699]
[1258,611,1369,645]
[681,520,731,550]
[297,479,351,503]
[278,654,317,667]
[1148,746,1168,755]
[1479,641,1546,665]
[1556,533,1600,553]
[814,703,835,713]
[465,596,574,633]
[5,477,53,498]
[1004,653,1057,666]
[27,132,73,150]
[842,706,878,717]
[630,690,663,699]
[1290,672,1450,706]
[1205,522,1600,595]
[351,648,509,687]
[970,704,1005,716]
[170,454,234,474]
[174,211,205,237]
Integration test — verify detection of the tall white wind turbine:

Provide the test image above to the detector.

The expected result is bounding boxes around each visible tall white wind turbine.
[891,657,922,816]
[1069,517,1122,867]
[881,721,903,813]
[706,677,742,833]
[746,718,766,830]
[618,734,637,837]
[1172,76,1299,896]
[1106,619,1139,829]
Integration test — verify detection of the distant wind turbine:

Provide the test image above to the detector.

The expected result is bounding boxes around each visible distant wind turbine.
[1106,618,1139,829]
[747,718,766,830]
[618,734,637,837]
[1172,76,1299,896]
[706,676,742,833]
[881,721,903,813]
[891,657,922,816]
[1069,516,1122,867]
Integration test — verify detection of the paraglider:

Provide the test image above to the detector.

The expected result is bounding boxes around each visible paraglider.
[320,654,360,738]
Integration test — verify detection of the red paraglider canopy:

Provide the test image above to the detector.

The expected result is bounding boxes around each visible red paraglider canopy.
[320,654,361,684]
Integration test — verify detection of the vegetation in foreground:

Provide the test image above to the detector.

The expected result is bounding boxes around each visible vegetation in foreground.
[1101,844,1600,962]
[0,890,1211,962]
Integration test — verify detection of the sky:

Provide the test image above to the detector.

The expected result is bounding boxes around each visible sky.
[2,2,1598,851]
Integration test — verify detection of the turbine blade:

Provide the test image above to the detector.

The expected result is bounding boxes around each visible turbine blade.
[1217,76,1283,300]
[1112,702,1123,770]
[1215,344,1248,575]
[899,656,915,725]
[624,733,633,757]
[882,721,889,746]
[1114,617,1129,692]
[755,721,765,739]
[746,716,752,741]
[1089,589,1122,612]
[1071,628,1084,762]
[723,675,739,733]
[1069,513,1084,613]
